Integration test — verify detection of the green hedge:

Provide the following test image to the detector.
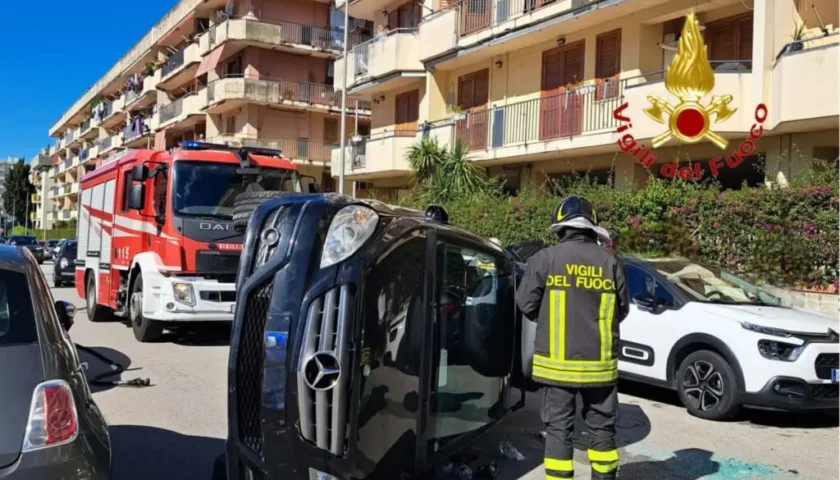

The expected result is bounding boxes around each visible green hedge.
[397,163,839,289]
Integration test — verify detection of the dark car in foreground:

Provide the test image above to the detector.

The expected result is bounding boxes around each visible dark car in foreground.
[0,245,110,479]
[224,194,527,480]
[53,240,78,288]
[5,236,46,264]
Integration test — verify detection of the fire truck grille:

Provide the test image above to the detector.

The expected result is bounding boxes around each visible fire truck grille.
[236,280,273,458]
[196,250,240,275]
[296,286,354,457]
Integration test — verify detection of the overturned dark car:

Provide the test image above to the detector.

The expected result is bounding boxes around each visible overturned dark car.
[224,194,537,480]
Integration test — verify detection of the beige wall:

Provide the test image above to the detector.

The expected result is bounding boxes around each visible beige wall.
[233,0,329,25]
[370,80,426,133]
[208,106,357,142]
[241,48,330,83]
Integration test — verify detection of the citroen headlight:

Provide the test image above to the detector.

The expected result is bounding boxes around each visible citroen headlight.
[320,205,379,268]
[741,321,792,338]
[60,258,69,269]
[172,282,195,306]
[757,339,805,362]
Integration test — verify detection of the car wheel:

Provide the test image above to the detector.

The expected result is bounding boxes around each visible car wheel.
[54,275,63,288]
[130,276,164,342]
[676,350,741,421]
[212,453,227,480]
[87,274,113,323]
[232,191,289,233]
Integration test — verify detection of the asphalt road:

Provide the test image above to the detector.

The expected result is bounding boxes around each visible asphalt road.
[43,264,839,480]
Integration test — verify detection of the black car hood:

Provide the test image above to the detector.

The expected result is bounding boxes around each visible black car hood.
[0,344,43,468]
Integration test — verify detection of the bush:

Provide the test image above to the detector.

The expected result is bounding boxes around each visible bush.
[399,159,839,289]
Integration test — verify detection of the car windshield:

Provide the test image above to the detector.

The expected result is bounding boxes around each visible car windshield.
[8,236,37,245]
[173,161,303,219]
[0,270,37,346]
[647,259,787,307]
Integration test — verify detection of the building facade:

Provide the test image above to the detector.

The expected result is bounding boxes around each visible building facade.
[46,0,374,222]
[332,0,839,198]
[28,151,56,231]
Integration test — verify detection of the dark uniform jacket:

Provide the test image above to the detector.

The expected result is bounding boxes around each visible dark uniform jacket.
[515,229,630,388]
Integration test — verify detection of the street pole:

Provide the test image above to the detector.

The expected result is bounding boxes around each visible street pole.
[338,3,350,195]
[24,196,29,235]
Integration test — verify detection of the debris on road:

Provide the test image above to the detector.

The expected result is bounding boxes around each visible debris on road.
[499,441,525,461]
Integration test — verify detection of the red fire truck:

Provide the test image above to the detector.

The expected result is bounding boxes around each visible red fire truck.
[75,142,313,342]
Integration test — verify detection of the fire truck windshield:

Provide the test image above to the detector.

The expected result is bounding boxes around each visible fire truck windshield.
[172,161,302,219]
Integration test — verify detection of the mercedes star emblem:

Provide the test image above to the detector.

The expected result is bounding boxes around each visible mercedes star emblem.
[303,352,341,391]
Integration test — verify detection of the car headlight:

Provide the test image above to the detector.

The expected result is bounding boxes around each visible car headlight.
[320,205,379,268]
[60,258,69,269]
[172,282,195,306]
[740,321,792,338]
[757,339,805,362]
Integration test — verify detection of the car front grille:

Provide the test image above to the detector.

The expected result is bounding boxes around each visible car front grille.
[236,280,273,458]
[809,383,839,400]
[296,286,354,456]
[196,250,240,275]
[814,353,838,380]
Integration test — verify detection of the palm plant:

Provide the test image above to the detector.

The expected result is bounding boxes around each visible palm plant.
[405,137,498,204]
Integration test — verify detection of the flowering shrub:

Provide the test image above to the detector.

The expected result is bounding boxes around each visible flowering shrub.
[399,160,839,288]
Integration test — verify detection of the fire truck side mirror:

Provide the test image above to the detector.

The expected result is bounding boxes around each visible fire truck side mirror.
[131,165,149,182]
[127,184,146,210]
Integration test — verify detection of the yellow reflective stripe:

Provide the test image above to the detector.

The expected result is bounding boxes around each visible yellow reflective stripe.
[544,458,574,471]
[547,476,570,480]
[599,293,615,361]
[592,461,619,473]
[533,366,618,384]
[534,355,617,371]
[588,449,619,462]
[548,290,566,360]
[549,290,556,359]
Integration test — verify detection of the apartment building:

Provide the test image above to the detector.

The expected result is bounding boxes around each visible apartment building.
[28,151,56,230]
[333,0,839,198]
[46,0,374,221]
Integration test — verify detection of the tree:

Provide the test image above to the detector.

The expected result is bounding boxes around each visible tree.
[2,159,34,229]
[404,138,498,204]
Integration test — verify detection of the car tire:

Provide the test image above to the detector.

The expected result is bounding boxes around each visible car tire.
[232,191,289,233]
[676,350,741,421]
[130,276,164,342]
[87,274,113,323]
[54,275,63,288]
[212,453,227,480]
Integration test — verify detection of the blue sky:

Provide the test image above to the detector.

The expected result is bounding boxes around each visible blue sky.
[0,0,174,161]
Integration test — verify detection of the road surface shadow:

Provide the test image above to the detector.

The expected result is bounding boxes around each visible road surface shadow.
[618,448,720,480]
[76,345,133,393]
[619,379,839,429]
[419,390,651,479]
[161,322,232,346]
[110,425,224,480]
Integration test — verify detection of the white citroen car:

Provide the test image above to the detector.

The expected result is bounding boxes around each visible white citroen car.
[617,256,838,421]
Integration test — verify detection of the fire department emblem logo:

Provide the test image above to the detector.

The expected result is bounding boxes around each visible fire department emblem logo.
[303,352,341,391]
[643,12,737,149]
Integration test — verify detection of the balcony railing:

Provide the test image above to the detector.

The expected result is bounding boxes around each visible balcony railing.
[124,88,141,105]
[98,136,113,151]
[210,16,370,51]
[453,0,591,36]
[124,118,150,140]
[162,47,186,77]
[81,118,91,132]
[63,157,73,169]
[207,74,372,110]
[438,80,625,151]
[65,130,75,143]
[80,148,90,162]
[160,98,184,123]
[207,136,338,162]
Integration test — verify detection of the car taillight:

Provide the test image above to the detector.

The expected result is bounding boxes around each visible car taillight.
[22,380,78,451]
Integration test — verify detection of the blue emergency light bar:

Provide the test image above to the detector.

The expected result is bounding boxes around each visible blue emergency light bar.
[177,141,284,158]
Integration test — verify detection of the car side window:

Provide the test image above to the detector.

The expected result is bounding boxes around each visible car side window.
[626,265,674,307]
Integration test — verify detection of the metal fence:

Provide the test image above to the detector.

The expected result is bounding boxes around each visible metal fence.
[160,98,185,123]
[81,118,91,133]
[162,48,186,77]
[212,15,370,51]
[98,136,112,151]
[458,0,592,36]
[80,148,90,162]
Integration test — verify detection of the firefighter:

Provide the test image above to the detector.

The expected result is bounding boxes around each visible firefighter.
[515,196,630,480]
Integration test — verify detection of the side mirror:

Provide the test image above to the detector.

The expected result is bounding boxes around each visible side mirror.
[131,165,149,182]
[633,293,657,312]
[308,182,321,194]
[128,184,145,210]
[55,301,76,332]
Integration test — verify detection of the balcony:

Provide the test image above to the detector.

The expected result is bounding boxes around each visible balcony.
[336,29,426,96]
[123,117,153,148]
[31,194,41,203]
[31,153,53,170]
[206,135,337,163]
[331,130,416,178]
[200,18,368,62]
[336,0,393,21]
[79,147,91,163]
[205,75,372,115]
[124,70,161,112]
[98,134,124,156]
[770,34,839,131]
[158,42,201,91]
[158,90,209,130]
[100,98,126,129]
[424,65,754,164]
[80,116,100,140]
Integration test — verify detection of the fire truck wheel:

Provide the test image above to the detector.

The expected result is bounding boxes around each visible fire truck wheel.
[130,276,164,342]
[87,274,113,323]
[232,191,289,233]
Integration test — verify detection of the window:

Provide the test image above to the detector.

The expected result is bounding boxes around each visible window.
[428,242,511,454]
[595,29,621,100]
[387,1,422,30]
[224,115,237,135]
[625,264,673,307]
[121,170,132,212]
[225,54,243,77]
[705,13,753,69]
[394,89,420,134]
[457,69,489,111]
[324,118,339,144]
[0,270,37,346]
[152,170,167,217]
